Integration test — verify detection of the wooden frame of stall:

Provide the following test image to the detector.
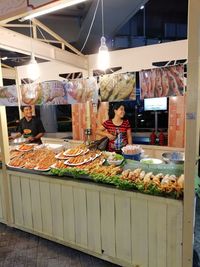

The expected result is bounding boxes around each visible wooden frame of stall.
[0,0,199,266]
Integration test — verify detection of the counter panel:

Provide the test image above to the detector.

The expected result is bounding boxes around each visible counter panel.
[0,170,4,221]
[7,171,183,267]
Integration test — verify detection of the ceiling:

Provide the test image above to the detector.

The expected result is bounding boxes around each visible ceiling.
[0,0,188,68]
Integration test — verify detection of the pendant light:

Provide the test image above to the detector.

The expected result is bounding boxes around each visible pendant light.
[27,53,40,81]
[27,20,40,81]
[97,0,109,71]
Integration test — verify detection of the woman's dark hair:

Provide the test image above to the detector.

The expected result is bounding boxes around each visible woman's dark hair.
[108,102,125,119]
[20,105,32,112]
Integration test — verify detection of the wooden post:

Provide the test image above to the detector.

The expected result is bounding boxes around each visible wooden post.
[0,106,13,224]
[183,0,200,266]
[0,60,3,86]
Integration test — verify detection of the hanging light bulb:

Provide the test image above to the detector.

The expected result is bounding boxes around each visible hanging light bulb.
[98,36,109,71]
[97,0,109,71]
[27,53,40,81]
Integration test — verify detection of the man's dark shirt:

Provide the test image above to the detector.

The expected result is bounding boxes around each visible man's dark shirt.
[17,116,45,142]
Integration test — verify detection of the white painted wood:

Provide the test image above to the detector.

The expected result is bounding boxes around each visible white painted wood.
[148,200,167,267]
[115,195,132,263]
[6,171,183,267]
[100,192,116,258]
[0,172,4,219]
[10,175,23,226]
[73,187,87,247]
[0,26,87,69]
[20,177,32,230]
[183,1,200,266]
[88,40,187,75]
[29,179,42,232]
[32,19,83,56]
[61,185,75,243]
[131,196,148,267]
[40,181,53,236]
[86,190,101,253]
[167,203,183,267]
[50,183,64,240]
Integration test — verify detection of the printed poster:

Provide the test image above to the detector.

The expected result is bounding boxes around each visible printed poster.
[99,72,136,102]
[64,77,98,104]
[0,85,18,106]
[139,64,185,99]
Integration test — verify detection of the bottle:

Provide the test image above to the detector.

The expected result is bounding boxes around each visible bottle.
[158,130,165,146]
[150,130,157,145]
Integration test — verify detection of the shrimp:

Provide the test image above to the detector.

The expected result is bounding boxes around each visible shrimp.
[170,66,184,89]
[167,71,181,96]
[155,69,162,97]
[161,69,169,96]
[140,71,148,99]
[151,69,156,97]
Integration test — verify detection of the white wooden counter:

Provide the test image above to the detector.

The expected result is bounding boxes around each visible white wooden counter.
[6,170,183,267]
[0,170,5,223]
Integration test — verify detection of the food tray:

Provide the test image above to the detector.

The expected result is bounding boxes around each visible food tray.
[34,166,50,172]
[7,163,24,169]
[80,149,89,155]
[64,158,92,166]
[16,144,35,152]
[55,152,69,160]
[63,149,83,157]
[50,163,65,170]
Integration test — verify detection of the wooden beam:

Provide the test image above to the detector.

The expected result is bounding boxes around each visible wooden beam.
[37,38,62,44]
[32,18,84,56]
[183,0,200,267]
[1,63,14,70]
[0,24,31,28]
[0,26,88,70]
[2,68,16,80]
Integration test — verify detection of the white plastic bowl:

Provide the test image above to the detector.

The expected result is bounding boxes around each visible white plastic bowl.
[107,158,124,166]
[46,144,63,153]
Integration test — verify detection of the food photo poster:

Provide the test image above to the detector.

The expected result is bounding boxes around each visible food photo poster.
[139,64,185,99]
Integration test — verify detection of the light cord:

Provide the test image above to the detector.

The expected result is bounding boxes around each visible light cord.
[80,0,100,52]
[101,0,104,36]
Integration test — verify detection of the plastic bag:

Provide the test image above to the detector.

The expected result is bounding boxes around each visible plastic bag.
[88,137,109,151]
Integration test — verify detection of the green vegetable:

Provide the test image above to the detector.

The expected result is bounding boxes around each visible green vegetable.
[115,154,124,160]
[141,159,154,164]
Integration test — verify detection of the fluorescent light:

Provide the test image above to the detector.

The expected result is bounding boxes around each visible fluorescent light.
[140,5,144,10]
[97,36,110,71]
[21,0,87,21]
[1,57,8,61]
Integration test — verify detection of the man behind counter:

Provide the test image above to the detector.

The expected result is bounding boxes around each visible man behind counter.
[15,105,45,144]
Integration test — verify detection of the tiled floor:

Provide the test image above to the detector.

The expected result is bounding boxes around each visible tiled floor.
[0,224,118,267]
[0,197,199,267]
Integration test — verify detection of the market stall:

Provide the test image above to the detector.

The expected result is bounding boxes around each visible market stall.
[5,141,183,267]
[0,1,199,267]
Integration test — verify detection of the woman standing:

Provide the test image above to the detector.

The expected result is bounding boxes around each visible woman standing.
[97,102,132,153]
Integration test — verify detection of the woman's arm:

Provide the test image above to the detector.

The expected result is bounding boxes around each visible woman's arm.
[127,128,132,144]
[96,125,116,140]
